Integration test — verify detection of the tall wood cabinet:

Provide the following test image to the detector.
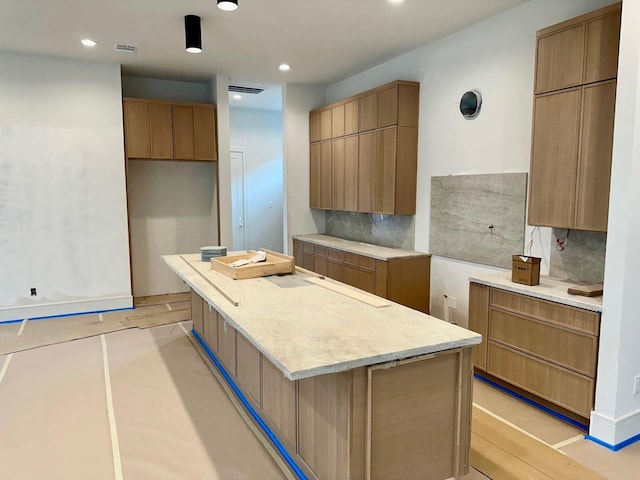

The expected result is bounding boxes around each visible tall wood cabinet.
[309,80,419,215]
[528,3,620,232]
[123,98,217,162]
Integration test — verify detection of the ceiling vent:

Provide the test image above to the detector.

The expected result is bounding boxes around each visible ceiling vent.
[229,85,265,95]
[115,44,138,54]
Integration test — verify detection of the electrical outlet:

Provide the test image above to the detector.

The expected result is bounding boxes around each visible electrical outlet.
[634,375,640,395]
[447,296,457,310]
[30,287,37,296]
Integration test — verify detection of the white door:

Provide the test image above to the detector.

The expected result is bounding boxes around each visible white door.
[230,150,246,251]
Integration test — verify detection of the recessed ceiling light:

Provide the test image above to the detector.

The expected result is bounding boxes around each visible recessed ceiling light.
[217,0,238,11]
[388,0,405,4]
[81,38,97,47]
[278,63,291,72]
[233,94,242,100]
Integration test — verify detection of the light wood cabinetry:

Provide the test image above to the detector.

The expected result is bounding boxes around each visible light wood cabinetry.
[123,97,217,162]
[236,334,261,405]
[309,80,419,214]
[217,317,237,374]
[190,289,204,334]
[468,283,600,419]
[293,238,430,313]
[528,3,620,232]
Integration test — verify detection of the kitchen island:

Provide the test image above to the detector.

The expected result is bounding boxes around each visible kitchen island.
[163,253,481,480]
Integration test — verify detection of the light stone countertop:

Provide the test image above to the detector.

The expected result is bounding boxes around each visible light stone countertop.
[469,271,603,312]
[164,254,480,380]
[293,234,429,260]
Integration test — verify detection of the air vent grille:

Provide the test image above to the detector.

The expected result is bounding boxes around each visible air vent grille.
[229,85,265,95]
[115,44,137,54]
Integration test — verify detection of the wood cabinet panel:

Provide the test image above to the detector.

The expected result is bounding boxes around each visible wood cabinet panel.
[309,142,321,209]
[217,318,237,375]
[327,260,344,283]
[344,135,359,212]
[148,103,173,159]
[190,289,204,335]
[468,283,489,370]
[386,256,430,314]
[172,105,196,160]
[331,138,346,211]
[368,351,470,480]
[236,334,261,405]
[584,8,621,84]
[374,260,388,299]
[194,106,217,161]
[490,308,598,376]
[490,289,599,335]
[313,256,328,277]
[487,343,594,418]
[331,103,345,138]
[377,84,398,128]
[309,110,321,143]
[343,265,375,294]
[358,131,376,213]
[395,126,418,215]
[358,91,377,132]
[320,108,332,141]
[535,24,585,94]
[397,84,420,127]
[344,99,359,135]
[528,88,581,228]
[344,252,375,271]
[574,80,616,231]
[319,140,332,209]
[298,372,352,480]
[374,127,397,214]
[261,357,297,450]
[203,306,218,352]
[124,101,151,158]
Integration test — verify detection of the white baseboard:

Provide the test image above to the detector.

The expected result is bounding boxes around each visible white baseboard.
[589,408,640,448]
[0,296,133,322]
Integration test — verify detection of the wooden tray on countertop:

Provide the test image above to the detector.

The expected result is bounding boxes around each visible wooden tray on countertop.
[567,283,603,297]
[210,249,295,280]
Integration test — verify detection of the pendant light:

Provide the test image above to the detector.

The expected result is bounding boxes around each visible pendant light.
[217,0,238,11]
[184,15,202,53]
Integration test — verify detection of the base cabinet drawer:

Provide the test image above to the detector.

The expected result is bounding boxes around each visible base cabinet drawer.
[487,342,594,417]
[490,307,597,376]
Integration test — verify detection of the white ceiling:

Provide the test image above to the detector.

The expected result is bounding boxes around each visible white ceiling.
[0,0,526,109]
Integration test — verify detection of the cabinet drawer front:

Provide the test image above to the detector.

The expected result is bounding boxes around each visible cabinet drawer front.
[491,289,599,335]
[327,261,344,283]
[313,257,328,277]
[487,343,594,418]
[303,241,314,253]
[328,248,344,262]
[344,265,375,294]
[490,308,597,376]
[293,239,303,252]
[344,252,376,271]
[313,245,328,257]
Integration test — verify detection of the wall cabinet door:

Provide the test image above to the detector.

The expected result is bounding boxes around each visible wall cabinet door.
[148,103,173,159]
[358,131,376,213]
[332,103,345,138]
[319,140,332,209]
[344,99,359,135]
[535,24,585,94]
[194,106,217,161]
[124,101,151,158]
[358,91,377,132]
[309,110,321,143]
[377,84,398,128]
[528,88,581,228]
[344,135,359,212]
[374,127,397,214]
[309,143,321,209]
[172,105,196,160]
[332,138,346,211]
[574,80,616,232]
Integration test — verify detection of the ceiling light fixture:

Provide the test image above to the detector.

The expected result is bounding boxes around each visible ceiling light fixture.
[278,63,291,72]
[81,38,97,47]
[217,0,238,11]
[184,15,202,53]
[232,94,242,100]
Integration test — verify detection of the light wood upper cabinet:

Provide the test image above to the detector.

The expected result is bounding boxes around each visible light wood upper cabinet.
[148,104,173,159]
[319,140,332,209]
[528,88,582,228]
[124,101,151,158]
[529,3,619,232]
[534,3,621,94]
[309,80,419,214]
[123,98,217,162]
[574,80,616,231]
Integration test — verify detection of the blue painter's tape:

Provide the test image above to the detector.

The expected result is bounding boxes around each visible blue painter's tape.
[0,318,25,325]
[29,307,134,321]
[585,432,640,451]
[474,373,589,431]
[191,329,308,480]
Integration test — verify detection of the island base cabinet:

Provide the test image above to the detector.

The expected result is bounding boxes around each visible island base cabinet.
[191,290,472,480]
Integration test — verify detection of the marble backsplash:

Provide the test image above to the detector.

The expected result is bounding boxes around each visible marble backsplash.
[549,228,606,284]
[325,211,415,250]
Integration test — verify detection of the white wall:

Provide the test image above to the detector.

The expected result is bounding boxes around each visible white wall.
[282,83,327,254]
[230,108,284,252]
[0,52,131,320]
[591,0,640,446]
[122,76,218,297]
